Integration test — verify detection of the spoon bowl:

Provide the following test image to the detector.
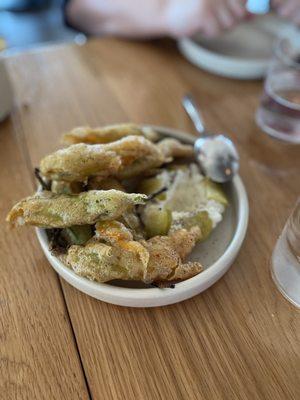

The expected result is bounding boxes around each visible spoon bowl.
[182,94,239,182]
[195,135,239,183]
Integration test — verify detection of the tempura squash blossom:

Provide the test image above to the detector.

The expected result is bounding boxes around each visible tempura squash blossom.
[6,123,229,285]
[66,226,202,283]
[7,190,147,228]
[62,123,159,145]
[40,136,165,182]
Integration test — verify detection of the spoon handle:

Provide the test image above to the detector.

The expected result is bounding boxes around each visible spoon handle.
[182,94,206,136]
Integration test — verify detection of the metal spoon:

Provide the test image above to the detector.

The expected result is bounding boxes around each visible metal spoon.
[182,94,239,183]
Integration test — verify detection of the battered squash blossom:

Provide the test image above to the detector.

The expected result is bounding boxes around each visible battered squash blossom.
[62,123,159,145]
[6,190,147,228]
[6,123,228,285]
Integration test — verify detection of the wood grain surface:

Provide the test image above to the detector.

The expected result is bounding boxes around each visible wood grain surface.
[2,38,300,400]
[0,116,90,398]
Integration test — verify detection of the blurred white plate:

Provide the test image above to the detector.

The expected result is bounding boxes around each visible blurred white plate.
[36,126,249,307]
[178,14,298,79]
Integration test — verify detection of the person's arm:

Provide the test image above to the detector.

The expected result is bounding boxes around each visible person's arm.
[65,0,169,37]
[66,0,247,39]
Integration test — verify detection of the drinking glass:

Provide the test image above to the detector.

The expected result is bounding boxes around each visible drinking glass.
[256,37,300,144]
[0,47,13,122]
[271,199,300,308]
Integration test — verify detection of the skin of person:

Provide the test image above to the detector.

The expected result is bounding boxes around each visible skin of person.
[65,0,300,39]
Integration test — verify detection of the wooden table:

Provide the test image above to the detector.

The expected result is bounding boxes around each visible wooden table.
[1,38,299,400]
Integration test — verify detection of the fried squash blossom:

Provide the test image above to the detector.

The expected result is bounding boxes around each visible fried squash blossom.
[7,123,228,285]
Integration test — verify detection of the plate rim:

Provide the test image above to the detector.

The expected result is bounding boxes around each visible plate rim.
[178,38,267,79]
[36,125,249,307]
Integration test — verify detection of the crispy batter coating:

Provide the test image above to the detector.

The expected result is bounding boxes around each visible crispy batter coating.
[105,136,164,179]
[66,239,149,282]
[40,144,120,182]
[96,214,144,242]
[40,136,164,182]
[161,226,201,259]
[95,221,133,243]
[157,138,194,160]
[119,211,145,240]
[62,123,159,145]
[66,226,202,283]
[140,227,202,282]
[6,190,147,228]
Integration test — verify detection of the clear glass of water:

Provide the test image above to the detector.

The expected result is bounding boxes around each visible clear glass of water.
[271,199,300,308]
[256,38,300,144]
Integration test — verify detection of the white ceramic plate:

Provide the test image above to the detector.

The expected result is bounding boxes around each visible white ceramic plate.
[36,126,249,307]
[178,14,298,79]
